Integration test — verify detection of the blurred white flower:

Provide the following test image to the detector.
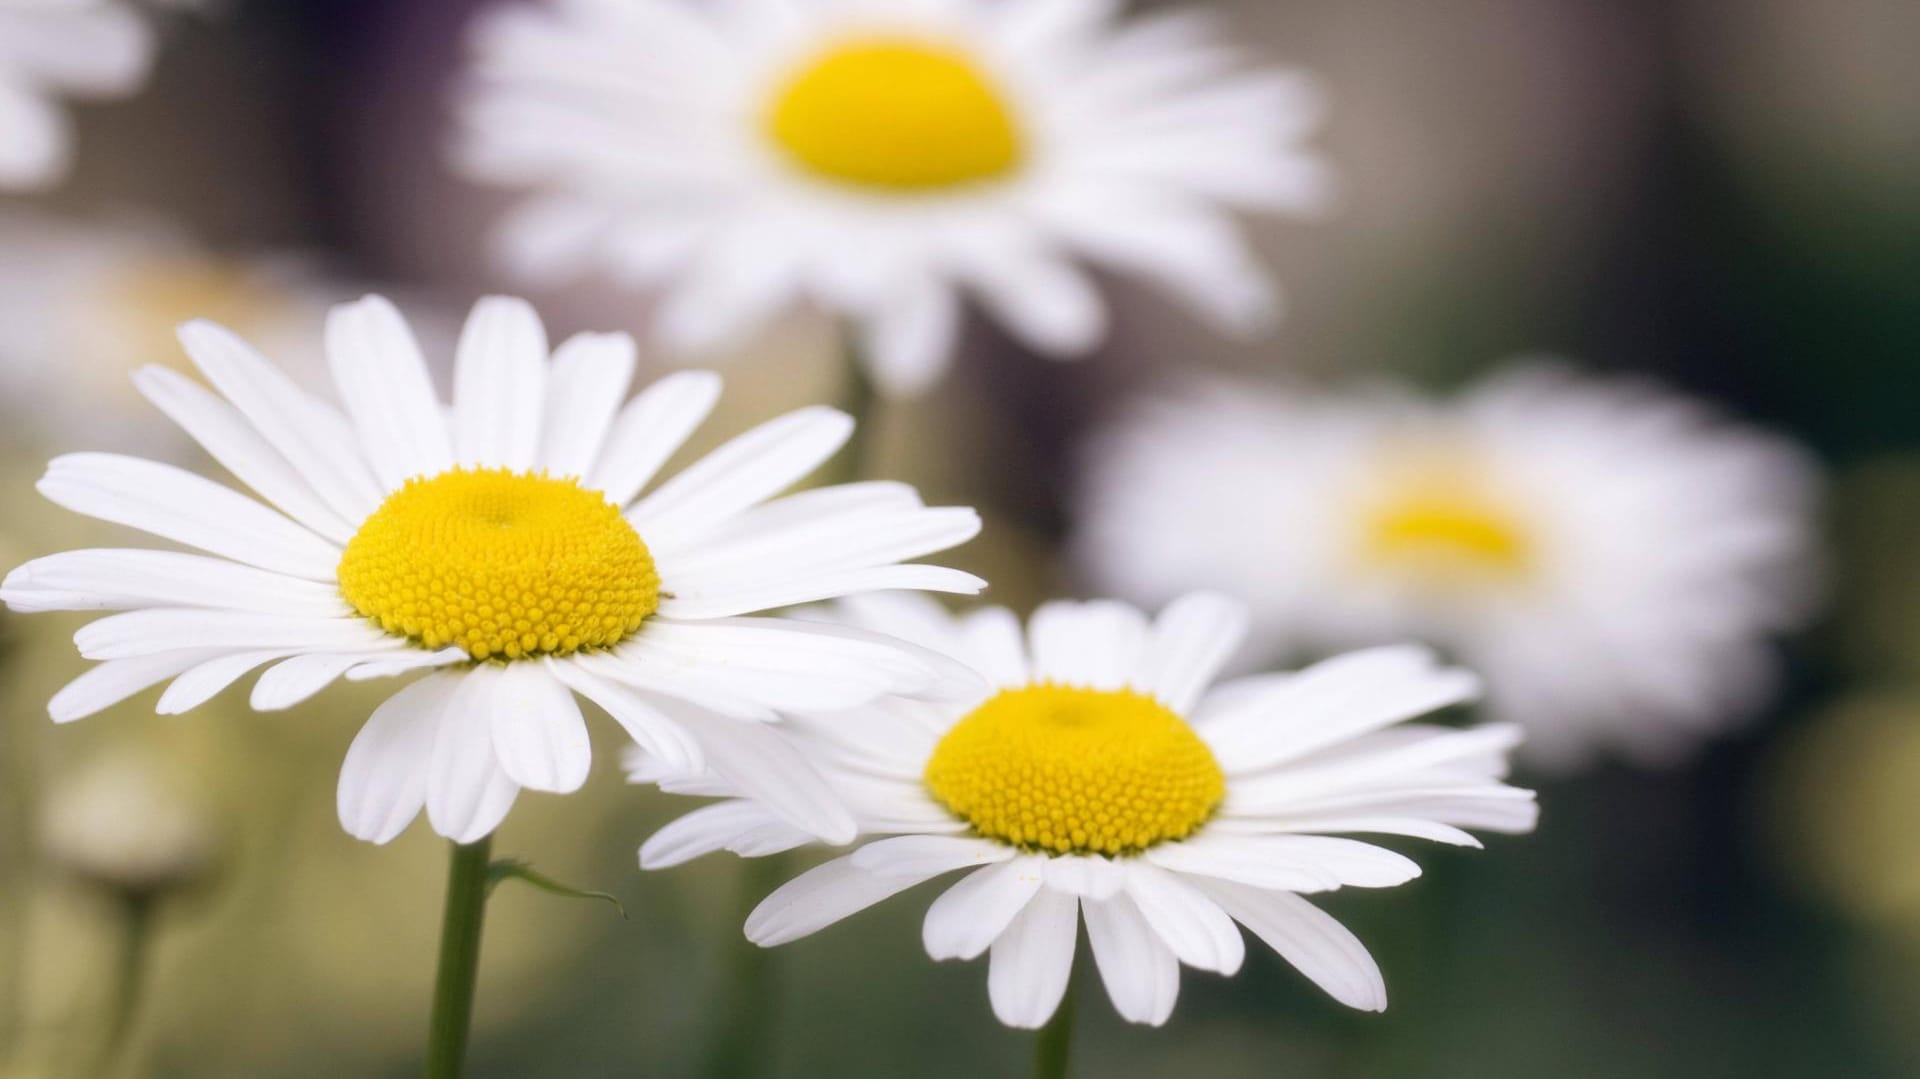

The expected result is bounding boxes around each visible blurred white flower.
[0,0,156,190]
[1074,363,1823,770]
[639,593,1535,1028]
[455,0,1332,396]
[2,294,985,846]
[42,752,216,895]
[0,210,455,453]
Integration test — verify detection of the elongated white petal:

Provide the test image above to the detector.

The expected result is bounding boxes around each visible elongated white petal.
[75,610,386,660]
[487,663,592,794]
[1027,599,1149,690]
[2,550,348,617]
[641,801,806,870]
[655,565,986,621]
[1135,592,1247,713]
[923,858,1046,961]
[585,370,722,507]
[133,366,356,544]
[849,835,1012,879]
[538,332,637,479]
[48,651,223,724]
[326,295,454,488]
[959,607,1029,688]
[452,296,548,470]
[1145,833,1419,892]
[988,887,1080,1029]
[156,649,296,715]
[252,652,382,712]
[1042,855,1128,900]
[427,669,522,843]
[746,853,942,947]
[38,454,342,581]
[177,319,384,522]
[339,674,457,844]
[546,658,704,776]
[675,709,856,843]
[627,406,852,549]
[1199,881,1386,1012]
[1123,862,1245,975]
[1084,892,1180,1025]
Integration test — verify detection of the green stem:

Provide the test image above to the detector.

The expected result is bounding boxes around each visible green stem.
[425,837,493,1079]
[701,854,786,1079]
[1032,978,1077,1079]
[96,893,155,1079]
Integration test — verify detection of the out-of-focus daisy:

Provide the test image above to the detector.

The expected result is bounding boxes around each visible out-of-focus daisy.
[41,750,218,897]
[0,210,454,452]
[639,593,1535,1027]
[0,0,156,190]
[456,0,1331,396]
[2,294,986,845]
[1074,364,1823,769]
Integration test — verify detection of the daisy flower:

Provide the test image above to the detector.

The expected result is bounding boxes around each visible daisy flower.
[455,0,1332,396]
[0,0,156,190]
[638,593,1536,1027]
[1,294,986,846]
[1074,363,1823,769]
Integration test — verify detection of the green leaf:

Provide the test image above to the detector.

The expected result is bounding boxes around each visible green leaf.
[485,859,627,920]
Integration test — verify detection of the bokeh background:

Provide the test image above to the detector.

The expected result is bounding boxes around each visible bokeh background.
[3,1,1919,1076]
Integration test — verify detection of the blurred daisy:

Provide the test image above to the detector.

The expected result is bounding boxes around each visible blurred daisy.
[456,0,1331,395]
[0,0,156,190]
[0,209,453,451]
[2,294,985,845]
[1075,364,1823,769]
[42,750,218,897]
[639,593,1536,1027]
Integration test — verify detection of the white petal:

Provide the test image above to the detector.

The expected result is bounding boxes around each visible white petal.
[988,887,1080,1029]
[133,366,356,544]
[545,658,704,776]
[1042,855,1128,900]
[177,319,384,522]
[325,295,454,489]
[1123,862,1245,975]
[252,653,383,711]
[2,549,348,617]
[1144,833,1419,892]
[626,406,852,549]
[675,710,857,843]
[538,332,637,479]
[859,277,958,397]
[427,669,523,843]
[0,83,65,191]
[1027,600,1150,690]
[487,663,592,794]
[959,607,1029,688]
[746,852,940,947]
[451,296,548,470]
[338,674,457,844]
[47,651,222,724]
[37,453,342,581]
[1083,892,1180,1025]
[1198,881,1387,1012]
[156,649,295,714]
[1135,592,1247,713]
[923,858,1046,961]
[640,801,807,870]
[849,835,1013,879]
[75,610,386,660]
[584,370,722,507]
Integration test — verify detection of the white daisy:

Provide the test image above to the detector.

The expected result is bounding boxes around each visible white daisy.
[0,0,156,190]
[1074,363,1823,770]
[1,294,987,846]
[638,592,1536,1027]
[455,0,1332,396]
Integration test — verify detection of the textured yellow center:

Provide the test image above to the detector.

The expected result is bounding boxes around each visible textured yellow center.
[1360,477,1533,582]
[338,469,659,661]
[766,38,1024,191]
[923,685,1226,856]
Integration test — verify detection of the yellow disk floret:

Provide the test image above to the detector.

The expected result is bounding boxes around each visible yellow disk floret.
[338,468,659,661]
[767,37,1024,191]
[924,685,1226,856]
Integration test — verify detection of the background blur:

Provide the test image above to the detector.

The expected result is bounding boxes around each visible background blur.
[3,1,1919,1076]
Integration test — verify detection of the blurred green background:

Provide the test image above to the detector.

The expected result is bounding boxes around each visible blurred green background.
[3,1,1919,1076]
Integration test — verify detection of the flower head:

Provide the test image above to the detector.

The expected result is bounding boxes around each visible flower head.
[1074,363,1823,769]
[3,294,986,845]
[455,0,1332,395]
[639,593,1535,1027]
[0,1,156,190]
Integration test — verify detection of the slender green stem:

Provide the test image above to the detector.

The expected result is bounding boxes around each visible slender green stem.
[700,854,787,1079]
[1032,979,1077,1079]
[425,837,494,1079]
[95,893,155,1079]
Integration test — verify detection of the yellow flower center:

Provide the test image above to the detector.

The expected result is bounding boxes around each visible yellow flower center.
[1358,459,1534,584]
[338,469,659,661]
[766,38,1025,192]
[923,685,1226,856]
